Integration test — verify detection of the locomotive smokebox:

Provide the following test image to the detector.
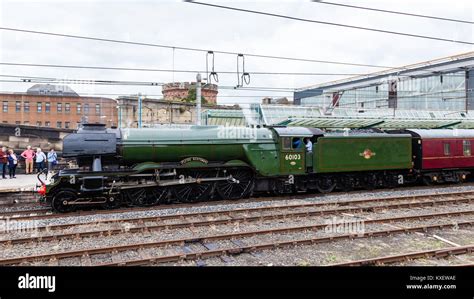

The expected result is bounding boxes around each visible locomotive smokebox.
[62,124,121,167]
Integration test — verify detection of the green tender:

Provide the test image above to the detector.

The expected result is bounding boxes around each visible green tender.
[313,135,412,173]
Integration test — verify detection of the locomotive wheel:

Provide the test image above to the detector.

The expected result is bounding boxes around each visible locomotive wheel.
[105,194,123,209]
[316,177,336,193]
[127,187,168,206]
[172,171,215,203]
[217,169,254,200]
[52,189,76,213]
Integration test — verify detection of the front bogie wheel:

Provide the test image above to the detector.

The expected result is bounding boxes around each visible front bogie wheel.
[52,189,77,213]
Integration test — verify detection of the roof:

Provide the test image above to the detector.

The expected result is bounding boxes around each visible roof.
[295,51,474,98]
[271,127,324,137]
[27,84,79,96]
[406,129,474,139]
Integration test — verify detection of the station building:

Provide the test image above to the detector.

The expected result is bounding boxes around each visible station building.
[0,84,118,129]
[294,52,474,112]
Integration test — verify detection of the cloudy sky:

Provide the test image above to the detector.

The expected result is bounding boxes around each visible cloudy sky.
[0,0,472,105]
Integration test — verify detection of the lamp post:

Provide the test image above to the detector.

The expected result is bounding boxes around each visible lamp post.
[196,74,202,126]
[138,93,142,128]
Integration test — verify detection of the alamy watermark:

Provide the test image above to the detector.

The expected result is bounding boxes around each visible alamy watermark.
[0,218,39,234]
[217,123,259,142]
[324,216,365,237]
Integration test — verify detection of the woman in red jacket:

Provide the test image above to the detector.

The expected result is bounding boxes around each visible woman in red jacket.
[0,146,7,179]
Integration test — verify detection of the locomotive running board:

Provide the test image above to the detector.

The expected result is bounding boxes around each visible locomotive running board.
[116,175,238,190]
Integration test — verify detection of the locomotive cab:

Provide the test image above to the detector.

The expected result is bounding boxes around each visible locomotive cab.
[271,127,324,175]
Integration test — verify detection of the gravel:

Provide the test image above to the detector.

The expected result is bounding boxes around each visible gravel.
[1,184,474,266]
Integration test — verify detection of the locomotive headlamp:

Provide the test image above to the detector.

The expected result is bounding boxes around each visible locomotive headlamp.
[38,185,46,196]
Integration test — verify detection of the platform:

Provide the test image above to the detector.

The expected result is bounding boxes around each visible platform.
[0,174,40,192]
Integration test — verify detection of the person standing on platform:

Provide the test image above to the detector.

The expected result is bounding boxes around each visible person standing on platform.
[47,148,58,172]
[21,145,36,174]
[0,146,7,179]
[7,149,18,179]
[35,148,47,173]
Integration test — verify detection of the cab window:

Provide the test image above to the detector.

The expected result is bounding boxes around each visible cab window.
[292,137,302,150]
[282,137,292,150]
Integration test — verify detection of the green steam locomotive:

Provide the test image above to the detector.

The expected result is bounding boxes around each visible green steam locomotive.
[39,124,415,212]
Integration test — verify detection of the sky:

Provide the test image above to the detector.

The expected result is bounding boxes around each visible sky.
[0,0,473,105]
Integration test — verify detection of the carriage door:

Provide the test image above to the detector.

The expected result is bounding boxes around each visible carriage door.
[280,136,305,175]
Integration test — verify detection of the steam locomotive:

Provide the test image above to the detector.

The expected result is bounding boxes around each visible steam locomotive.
[38,124,474,212]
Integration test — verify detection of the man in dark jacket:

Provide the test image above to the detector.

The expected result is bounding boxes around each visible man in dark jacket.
[0,146,7,179]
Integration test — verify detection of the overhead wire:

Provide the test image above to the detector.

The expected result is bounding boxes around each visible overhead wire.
[186,1,474,45]
[313,1,474,25]
[0,26,393,68]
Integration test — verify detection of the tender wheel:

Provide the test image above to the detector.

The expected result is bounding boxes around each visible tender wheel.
[337,175,354,192]
[316,177,336,193]
[216,169,254,200]
[127,187,168,206]
[361,174,378,190]
[52,190,76,213]
[172,171,215,203]
[383,174,398,189]
[422,176,433,186]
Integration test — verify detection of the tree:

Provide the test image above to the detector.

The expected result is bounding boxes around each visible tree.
[184,88,208,104]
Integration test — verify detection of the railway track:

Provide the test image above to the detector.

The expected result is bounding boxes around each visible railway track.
[1,189,474,222]
[2,183,474,216]
[3,193,473,238]
[0,208,472,246]
[0,216,470,266]
[328,244,474,266]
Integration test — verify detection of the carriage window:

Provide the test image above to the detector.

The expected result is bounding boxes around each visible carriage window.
[443,143,451,156]
[463,140,471,156]
[282,137,292,150]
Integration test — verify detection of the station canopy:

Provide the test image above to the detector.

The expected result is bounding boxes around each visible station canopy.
[259,105,474,130]
[201,105,474,130]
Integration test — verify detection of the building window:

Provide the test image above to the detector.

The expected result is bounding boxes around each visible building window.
[23,121,29,125]
[2,101,7,113]
[77,103,82,114]
[15,121,20,125]
[45,102,51,113]
[15,101,21,112]
[443,143,451,156]
[24,102,30,112]
[37,102,42,113]
[463,140,471,156]
[84,104,89,114]
[36,121,42,127]
[95,104,101,116]
[56,121,62,128]
[57,103,62,112]
[65,103,70,113]
[2,121,7,124]
[65,122,70,129]
[45,121,50,127]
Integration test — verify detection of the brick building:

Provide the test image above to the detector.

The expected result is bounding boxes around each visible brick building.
[0,84,118,129]
[162,82,218,104]
[117,95,235,128]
